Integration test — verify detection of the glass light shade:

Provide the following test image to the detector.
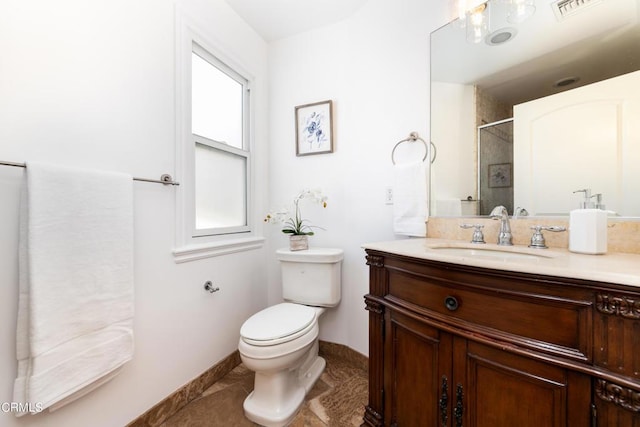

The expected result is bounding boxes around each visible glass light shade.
[455,1,467,29]
[507,0,536,24]
[454,0,490,29]
[466,3,490,44]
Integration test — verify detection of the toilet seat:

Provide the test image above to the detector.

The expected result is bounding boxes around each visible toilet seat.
[240,303,317,347]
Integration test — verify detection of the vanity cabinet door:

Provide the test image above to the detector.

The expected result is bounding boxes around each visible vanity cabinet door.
[456,338,592,427]
[593,291,640,426]
[384,308,452,427]
[593,388,640,427]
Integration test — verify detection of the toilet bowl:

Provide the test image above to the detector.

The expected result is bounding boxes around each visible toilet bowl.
[239,303,326,427]
[238,248,343,427]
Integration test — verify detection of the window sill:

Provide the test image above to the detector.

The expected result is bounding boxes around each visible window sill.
[173,236,265,263]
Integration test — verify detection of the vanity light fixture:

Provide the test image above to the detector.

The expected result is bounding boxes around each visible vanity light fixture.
[466,2,491,44]
[455,0,488,27]
[507,0,536,24]
[454,0,537,44]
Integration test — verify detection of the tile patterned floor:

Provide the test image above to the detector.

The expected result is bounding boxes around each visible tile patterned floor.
[159,350,368,426]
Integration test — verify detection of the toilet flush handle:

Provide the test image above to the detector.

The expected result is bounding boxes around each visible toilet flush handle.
[204,281,220,293]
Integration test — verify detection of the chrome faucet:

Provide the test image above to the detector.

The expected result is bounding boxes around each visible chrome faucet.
[513,206,528,218]
[489,205,513,246]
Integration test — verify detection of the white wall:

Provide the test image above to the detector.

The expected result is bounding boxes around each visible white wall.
[266,0,450,356]
[0,0,269,426]
[431,81,477,211]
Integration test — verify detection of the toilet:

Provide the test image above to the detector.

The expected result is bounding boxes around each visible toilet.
[238,247,343,427]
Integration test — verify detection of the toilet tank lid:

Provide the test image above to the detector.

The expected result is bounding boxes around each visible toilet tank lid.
[240,303,316,342]
[276,248,344,263]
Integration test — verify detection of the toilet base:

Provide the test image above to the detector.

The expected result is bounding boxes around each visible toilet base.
[298,342,325,393]
[243,354,326,427]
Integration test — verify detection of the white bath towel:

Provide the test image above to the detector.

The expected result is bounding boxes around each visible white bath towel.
[13,161,134,415]
[393,161,429,237]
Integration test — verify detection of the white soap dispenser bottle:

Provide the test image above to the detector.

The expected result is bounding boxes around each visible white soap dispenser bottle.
[569,189,607,254]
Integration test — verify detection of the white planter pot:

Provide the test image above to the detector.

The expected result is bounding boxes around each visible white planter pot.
[289,235,309,251]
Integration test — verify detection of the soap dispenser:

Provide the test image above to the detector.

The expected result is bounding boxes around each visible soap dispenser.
[572,189,595,209]
[569,189,607,254]
[592,193,606,211]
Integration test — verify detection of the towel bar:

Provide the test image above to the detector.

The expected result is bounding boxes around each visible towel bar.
[0,160,180,186]
[391,132,436,165]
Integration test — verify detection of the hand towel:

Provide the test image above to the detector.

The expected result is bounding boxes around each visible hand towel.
[13,161,134,415]
[393,160,429,237]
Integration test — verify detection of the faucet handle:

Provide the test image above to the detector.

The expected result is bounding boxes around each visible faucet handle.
[528,225,567,249]
[460,223,486,244]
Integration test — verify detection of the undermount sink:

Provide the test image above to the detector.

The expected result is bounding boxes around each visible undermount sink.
[426,243,557,262]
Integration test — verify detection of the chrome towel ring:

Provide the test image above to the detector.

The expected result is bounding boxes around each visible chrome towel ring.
[391,132,437,165]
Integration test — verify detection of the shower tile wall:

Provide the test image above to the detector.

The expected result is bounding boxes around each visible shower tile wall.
[478,121,513,215]
[475,87,513,214]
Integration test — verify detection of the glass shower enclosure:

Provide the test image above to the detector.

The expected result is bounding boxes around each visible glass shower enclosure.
[478,118,513,216]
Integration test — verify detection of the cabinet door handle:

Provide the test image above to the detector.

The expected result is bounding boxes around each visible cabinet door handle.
[438,375,448,427]
[454,383,464,427]
[445,296,459,311]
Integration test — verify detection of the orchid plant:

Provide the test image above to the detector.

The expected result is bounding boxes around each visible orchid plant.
[264,189,328,236]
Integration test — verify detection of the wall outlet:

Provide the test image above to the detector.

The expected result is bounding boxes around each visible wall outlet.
[385,187,393,205]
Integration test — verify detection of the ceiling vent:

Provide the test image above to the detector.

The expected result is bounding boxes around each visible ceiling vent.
[552,0,604,21]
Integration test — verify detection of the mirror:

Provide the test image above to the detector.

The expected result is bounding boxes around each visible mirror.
[478,118,513,215]
[430,0,640,217]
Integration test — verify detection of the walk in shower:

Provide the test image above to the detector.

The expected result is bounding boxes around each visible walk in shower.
[478,118,513,216]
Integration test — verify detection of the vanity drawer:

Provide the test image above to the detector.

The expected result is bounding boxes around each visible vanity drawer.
[386,269,592,361]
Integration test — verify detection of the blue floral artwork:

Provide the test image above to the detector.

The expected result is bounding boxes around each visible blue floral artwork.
[296,100,333,156]
[303,111,327,148]
[488,163,512,188]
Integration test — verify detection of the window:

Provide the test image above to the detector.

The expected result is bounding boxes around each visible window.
[174,17,262,262]
[191,45,250,235]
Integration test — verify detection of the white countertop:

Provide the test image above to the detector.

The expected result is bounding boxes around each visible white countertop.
[362,238,640,288]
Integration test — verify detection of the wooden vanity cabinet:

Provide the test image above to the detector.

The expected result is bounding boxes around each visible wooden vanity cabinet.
[363,250,640,427]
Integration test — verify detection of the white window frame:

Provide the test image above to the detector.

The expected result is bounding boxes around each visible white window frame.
[173,10,263,262]
[191,43,251,236]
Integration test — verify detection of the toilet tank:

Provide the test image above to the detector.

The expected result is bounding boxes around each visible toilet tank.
[276,248,343,307]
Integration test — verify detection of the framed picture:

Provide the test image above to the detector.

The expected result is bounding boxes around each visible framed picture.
[295,100,333,156]
[488,163,512,188]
